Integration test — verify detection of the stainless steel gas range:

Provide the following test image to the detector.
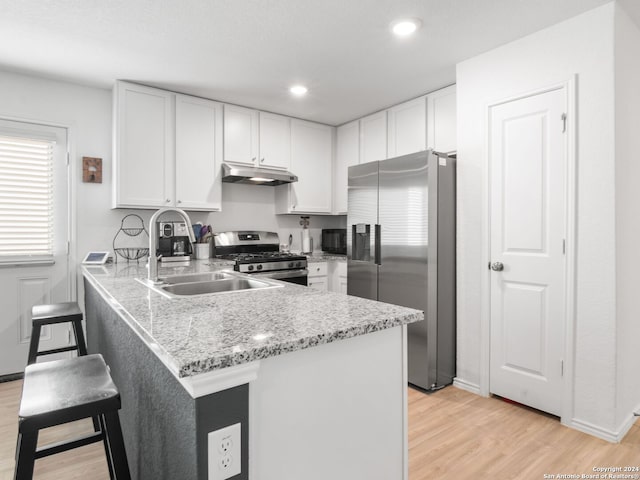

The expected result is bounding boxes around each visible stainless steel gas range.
[214,231,308,285]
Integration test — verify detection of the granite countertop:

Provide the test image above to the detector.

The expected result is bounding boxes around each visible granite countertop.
[305,253,347,262]
[83,259,422,380]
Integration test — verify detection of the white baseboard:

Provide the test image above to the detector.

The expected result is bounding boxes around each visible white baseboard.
[569,413,638,444]
[452,377,482,395]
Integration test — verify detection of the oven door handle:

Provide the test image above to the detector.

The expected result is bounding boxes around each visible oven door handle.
[252,268,308,280]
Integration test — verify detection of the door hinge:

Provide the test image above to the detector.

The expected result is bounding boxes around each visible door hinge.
[562,239,566,255]
[561,113,567,133]
[65,241,70,255]
[561,359,564,377]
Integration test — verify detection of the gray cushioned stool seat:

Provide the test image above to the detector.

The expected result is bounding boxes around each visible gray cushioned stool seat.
[14,354,130,480]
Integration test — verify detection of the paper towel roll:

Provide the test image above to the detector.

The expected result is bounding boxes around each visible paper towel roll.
[301,229,311,253]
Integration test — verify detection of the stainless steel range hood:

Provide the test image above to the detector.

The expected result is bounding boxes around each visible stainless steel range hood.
[221,163,298,186]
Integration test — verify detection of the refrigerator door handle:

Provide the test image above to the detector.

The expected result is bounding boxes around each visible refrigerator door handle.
[374,224,381,265]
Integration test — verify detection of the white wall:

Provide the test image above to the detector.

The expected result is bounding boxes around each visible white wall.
[614,3,640,430]
[0,70,346,297]
[456,3,619,434]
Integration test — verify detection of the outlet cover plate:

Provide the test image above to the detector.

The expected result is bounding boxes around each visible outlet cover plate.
[208,423,241,480]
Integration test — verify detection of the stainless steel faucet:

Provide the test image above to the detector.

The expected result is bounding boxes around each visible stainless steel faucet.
[148,207,196,284]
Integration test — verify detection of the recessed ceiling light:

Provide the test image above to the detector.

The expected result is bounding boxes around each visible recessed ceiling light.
[290,85,308,96]
[391,18,422,37]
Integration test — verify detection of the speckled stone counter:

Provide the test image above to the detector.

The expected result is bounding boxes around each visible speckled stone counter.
[304,253,347,262]
[82,259,422,380]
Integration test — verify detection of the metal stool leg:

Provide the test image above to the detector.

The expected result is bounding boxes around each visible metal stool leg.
[26,324,42,366]
[99,414,116,480]
[14,430,38,480]
[103,411,131,480]
[71,318,88,356]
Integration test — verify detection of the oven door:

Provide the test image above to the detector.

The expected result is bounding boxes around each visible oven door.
[252,268,308,286]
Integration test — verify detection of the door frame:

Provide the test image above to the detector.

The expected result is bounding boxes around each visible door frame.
[479,77,577,425]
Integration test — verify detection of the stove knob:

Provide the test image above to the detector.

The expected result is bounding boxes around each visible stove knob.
[296,261,301,267]
[288,262,294,268]
[257,265,263,271]
[248,265,254,271]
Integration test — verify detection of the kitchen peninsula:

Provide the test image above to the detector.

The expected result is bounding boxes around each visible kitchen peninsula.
[82,260,422,480]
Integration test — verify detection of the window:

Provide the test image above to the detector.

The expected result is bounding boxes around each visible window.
[0,134,55,258]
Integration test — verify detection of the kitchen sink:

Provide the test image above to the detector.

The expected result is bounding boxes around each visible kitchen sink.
[162,277,274,296]
[158,271,233,284]
[136,271,282,298]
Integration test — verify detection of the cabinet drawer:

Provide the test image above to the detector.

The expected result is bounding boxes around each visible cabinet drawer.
[308,262,328,277]
[308,277,329,292]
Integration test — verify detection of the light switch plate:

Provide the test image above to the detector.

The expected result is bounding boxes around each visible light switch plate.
[208,423,241,480]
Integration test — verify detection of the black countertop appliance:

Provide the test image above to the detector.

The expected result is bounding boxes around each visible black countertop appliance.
[321,228,346,255]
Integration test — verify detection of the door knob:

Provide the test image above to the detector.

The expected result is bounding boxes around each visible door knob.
[490,262,504,271]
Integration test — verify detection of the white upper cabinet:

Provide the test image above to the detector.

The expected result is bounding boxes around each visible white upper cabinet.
[360,111,388,164]
[276,119,333,214]
[223,104,259,166]
[387,96,427,157]
[427,85,457,153]
[113,81,222,211]
[113,81,174,208]
[258,112,291,170]
[175,94,222,211]
[334,120,359,215]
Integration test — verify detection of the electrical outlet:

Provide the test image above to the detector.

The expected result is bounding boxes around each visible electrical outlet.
[208,423,241,480]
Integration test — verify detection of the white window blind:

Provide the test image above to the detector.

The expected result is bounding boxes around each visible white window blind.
[0,135,55,257]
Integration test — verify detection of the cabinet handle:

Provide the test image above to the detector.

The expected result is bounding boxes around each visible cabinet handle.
[177,200,182,204]
[261,158,265,163]
[252,157,257,162]
[166,199,171,203]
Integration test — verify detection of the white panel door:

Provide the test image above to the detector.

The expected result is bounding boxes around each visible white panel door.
[259,112,291,170]
[0,120,71,375]
[360,111,387,164]
[175,94,222,211]
[387,96,426,157]
[489,87,567,416]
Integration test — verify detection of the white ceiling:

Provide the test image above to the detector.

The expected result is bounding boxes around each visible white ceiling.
[0,0,612,125]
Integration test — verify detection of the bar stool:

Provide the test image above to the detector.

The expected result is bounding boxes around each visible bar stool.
[27,302,87,366]
[14,354,131,480]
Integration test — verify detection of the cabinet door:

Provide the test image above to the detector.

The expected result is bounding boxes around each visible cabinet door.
[113,81,174,208]
[387,96,426,157]
[175,95,222,211]
[259,112,291,170]
[334,120,359,214]
[360,111,387,164]
[308,276,329,291]
[223,104,258,165]
[427,85,457,153]
[279,120,332,214]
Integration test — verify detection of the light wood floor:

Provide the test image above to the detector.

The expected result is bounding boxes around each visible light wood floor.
[1,380,639,479]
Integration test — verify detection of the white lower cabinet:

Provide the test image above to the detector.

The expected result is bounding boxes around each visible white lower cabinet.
[309,261,347,294]
[329,261,347,294]
[308,262,329,292]
[276,119,333,214]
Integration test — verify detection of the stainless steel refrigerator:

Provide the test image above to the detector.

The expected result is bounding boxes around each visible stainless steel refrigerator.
[347,149,456,391]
